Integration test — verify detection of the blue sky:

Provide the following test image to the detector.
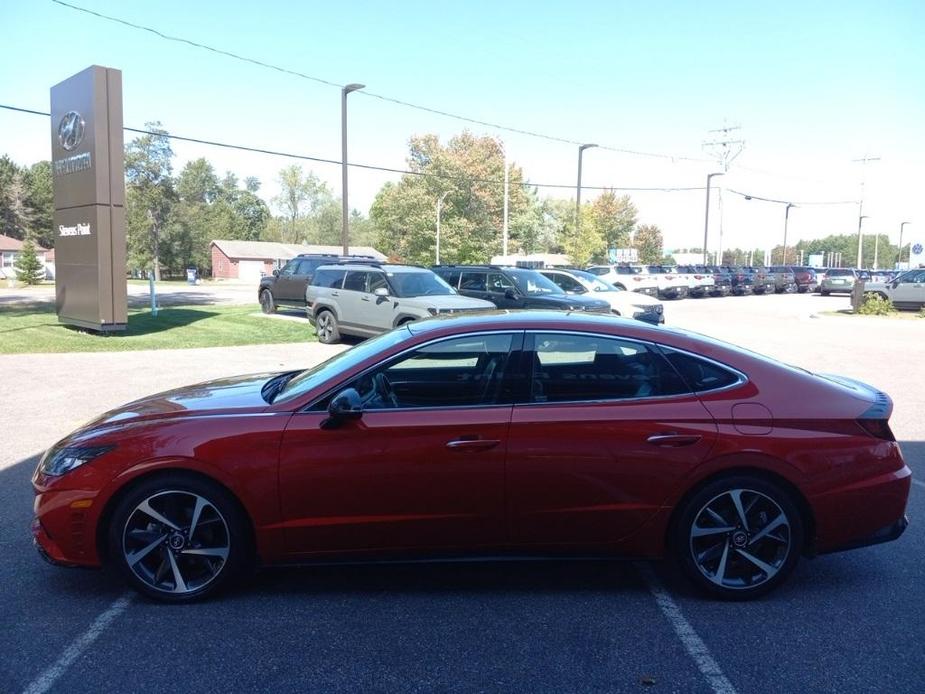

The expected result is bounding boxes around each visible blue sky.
[1,0,923,255]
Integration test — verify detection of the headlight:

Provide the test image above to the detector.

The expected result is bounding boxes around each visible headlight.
[39,445,114,476]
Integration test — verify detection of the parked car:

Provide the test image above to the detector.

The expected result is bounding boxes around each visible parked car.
[538,267,665,325]
[676,265,717,297]
[258,253,377,314]
[696,265,732,296]
[788,266,819,293]
[646,265,689,300]
[586,264,660,296]
[741,266,776,295]
[719,266,755,295]
[864,268,925,310]
[767,266,798,293]
[32,311,910,602]
[306,263,494,343]
[820,268,858,295]
[433,265,611,313]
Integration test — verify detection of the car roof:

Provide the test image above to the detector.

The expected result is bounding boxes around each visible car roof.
[316,263,427,272]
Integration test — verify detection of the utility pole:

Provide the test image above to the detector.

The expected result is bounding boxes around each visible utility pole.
[703,124,745,262]
[783,203,795,264]
[341,83,365,255]
[502,150,509,256]
[852,154,880,268]
[702,172,725,264]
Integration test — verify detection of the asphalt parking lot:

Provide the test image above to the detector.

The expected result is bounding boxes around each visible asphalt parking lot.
[1,292,923,693]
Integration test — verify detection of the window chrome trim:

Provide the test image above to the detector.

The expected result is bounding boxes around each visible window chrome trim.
[298,330,525,413]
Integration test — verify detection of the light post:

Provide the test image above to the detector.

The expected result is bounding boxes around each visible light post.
[576,144,597,233]
[782,203,795,265]
[341,82,365,255]
[702,172,725,265]
[856,214,869,268]
[899,222,911,267]
[435,191,450,265]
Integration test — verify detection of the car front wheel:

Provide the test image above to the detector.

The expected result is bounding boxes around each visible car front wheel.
[259,289,276,314]
[108,474,250,603]
[674,475,803,600]
[315,310,341,344]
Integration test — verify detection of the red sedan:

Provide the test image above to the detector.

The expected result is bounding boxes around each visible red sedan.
[32,312,910,602]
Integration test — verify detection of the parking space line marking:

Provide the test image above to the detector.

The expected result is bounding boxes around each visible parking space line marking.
[912,479,925,491]
[22,594,132,694]
[635,563,738,694]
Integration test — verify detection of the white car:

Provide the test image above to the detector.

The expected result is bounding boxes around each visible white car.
[539,268,665,325]
[586,264,660,297]
[865,268,925,310]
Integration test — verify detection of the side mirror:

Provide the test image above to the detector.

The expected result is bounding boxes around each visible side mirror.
[272,269,280,277]
[504,288,518,300]
[322,388,363,429]
[373,287,389,298]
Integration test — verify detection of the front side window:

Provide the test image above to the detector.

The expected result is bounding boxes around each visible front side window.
[508,269,563,296]
[460,271,487,291]
[347,333,516,409]
[530,333,689,403]
[368,272,390,293]
[279,259,298,276]
[343,271,369,292]
[487,272,515,293]
[297,259,323,276]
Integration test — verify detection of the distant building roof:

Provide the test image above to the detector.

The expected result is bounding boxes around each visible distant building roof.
[211,239,386,261]
[0,234,50,253]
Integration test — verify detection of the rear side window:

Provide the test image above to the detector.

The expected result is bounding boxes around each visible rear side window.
[460,271,487,291]
[529,334,690,403]
[312,269,344,288]
[343,271,369,292]
[660,348,742,392]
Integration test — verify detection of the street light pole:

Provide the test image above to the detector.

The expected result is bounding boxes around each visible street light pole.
[899,222,911,267]
[702,172,725,265]
[576,144,597,233]
[782,203,795,265]
[435,191,450,265]
[341,83,365,255]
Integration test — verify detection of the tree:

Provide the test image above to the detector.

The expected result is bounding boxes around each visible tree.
[633,224,664,264]
[591,191,637,253]
[22,161,54,248]
[273,166,330,243]
[176,158,219,204]
[13,235,44,284]
[125,122,175,280]
[370,131,530,264]
[0,156,33,240]
[561,203,605,266]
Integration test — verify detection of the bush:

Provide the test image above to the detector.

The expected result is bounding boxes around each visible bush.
[858,293,895,316]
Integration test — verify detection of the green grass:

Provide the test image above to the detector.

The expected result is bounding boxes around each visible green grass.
[0,304,316,353]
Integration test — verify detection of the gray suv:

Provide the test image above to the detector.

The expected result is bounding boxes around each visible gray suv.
[306,263,496,343]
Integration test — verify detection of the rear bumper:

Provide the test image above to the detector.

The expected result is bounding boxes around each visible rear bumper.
[820,515,908,555]
[633,287,659,297]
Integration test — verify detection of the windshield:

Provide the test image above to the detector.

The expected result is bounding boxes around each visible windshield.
[571,269,620,292]
[828,269,854,277]
[274,329,410,403]
[387,270,454,297]
[507,269,564,295]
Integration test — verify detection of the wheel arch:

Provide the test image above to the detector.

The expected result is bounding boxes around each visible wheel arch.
[95,466,258,566]
[664,465,816,557]
[313,302,339,320]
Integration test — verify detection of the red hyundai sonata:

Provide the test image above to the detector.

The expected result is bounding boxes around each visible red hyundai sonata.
[32,312,910,602]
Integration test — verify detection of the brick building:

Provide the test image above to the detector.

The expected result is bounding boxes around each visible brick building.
[210,240,386,282]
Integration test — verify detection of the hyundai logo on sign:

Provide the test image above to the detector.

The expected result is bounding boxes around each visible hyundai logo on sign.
[57,111,85,151]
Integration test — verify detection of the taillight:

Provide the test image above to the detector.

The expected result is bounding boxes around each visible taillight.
[694,274,703,280]
[665,274,674,280]
[633,277,642,282]
[857,418,895,441]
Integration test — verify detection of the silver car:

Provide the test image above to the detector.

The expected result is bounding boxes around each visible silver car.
[865,268,925,310]
[306,263,496,343]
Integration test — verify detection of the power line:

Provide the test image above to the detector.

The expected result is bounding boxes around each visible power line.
[0,103,705,193]
[725,188,857,206]
[50,0,708,163]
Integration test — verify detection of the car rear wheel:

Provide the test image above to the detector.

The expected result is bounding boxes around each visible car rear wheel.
[821,290,830,296]
[315,310,341,344]
[108,474,250,603]
[259,289,276,314]
[674,475,803,600]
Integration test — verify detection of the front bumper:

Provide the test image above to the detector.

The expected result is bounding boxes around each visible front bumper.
[632,308,665,325]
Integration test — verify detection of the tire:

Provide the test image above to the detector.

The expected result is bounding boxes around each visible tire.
[821,290,830,296]
[673,475,804,600]
[315,309,341,344]
[259,289,276,314]
[107,473,250,603]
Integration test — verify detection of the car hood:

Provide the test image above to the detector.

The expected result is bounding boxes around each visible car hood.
[594,290,660,308]
[409,294,496,309]
[81,372,278,430]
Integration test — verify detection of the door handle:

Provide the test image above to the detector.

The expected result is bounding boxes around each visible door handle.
[361,296,371,302]
[646,433,702,447]
[446,438,501,452]
[331,291,339,296]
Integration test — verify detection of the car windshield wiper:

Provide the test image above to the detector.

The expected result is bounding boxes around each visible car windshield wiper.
[262,371,299,403]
